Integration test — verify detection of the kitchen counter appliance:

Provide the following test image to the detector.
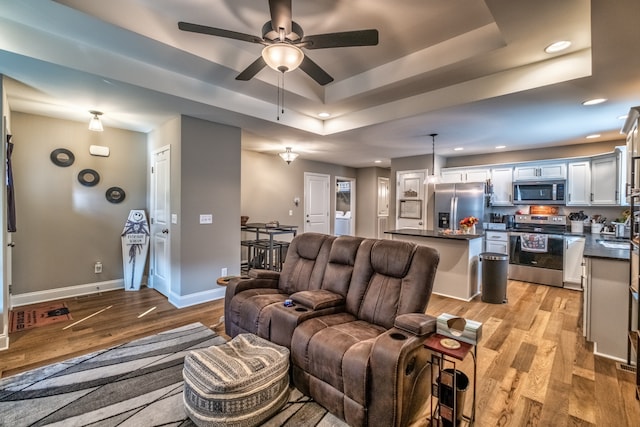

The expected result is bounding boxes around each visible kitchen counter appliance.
[508,214,567,287]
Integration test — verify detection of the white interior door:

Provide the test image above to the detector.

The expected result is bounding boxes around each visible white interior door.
[304,172,330,234]
[396,170,427,230]
[149,146,171,296]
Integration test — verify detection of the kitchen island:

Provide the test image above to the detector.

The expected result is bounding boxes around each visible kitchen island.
[386,229,483,301]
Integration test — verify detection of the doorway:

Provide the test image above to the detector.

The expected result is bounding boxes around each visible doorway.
[335,177,356,236]
[149,146,171,297]
[304,172,330,234]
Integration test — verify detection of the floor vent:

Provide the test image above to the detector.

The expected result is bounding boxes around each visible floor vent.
[616,363,637,374]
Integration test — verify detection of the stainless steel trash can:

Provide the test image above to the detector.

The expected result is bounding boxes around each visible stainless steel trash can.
[480,252,508,304]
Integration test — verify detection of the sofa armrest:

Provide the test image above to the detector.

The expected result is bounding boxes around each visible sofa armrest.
[290,290,345,310]
[394,313,437,336]
[248,269,281,280]
[368,317,437,427]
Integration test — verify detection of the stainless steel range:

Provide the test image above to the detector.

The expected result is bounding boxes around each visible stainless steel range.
[508,214,567,287]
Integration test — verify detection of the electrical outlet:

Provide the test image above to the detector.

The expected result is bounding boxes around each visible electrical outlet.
[94,262,102,274]
[221,267,228,277]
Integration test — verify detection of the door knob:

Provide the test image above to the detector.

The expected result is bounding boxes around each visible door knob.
[162,229,169,234]
[7,242,15,247]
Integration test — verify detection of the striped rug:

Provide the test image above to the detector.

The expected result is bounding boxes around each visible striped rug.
[0,323,347,427]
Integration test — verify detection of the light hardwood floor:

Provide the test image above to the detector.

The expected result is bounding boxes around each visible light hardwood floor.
[1,282,639,426]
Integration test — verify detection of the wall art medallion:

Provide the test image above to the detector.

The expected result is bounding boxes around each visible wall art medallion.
[77,169,100,187]
[50,148,75,167]
[106,186,126,203]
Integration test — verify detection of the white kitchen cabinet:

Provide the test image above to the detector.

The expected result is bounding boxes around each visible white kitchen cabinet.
[624,107,640,201]
[583,256,630,361]
[566,160,591,205]
[513,162,566,181]
[563,236,585,288]
[490,167,513,206]
[591,153,620,205]
[485,231,508,254]
[440,167,490,183]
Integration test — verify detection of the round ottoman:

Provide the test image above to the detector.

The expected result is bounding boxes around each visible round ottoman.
[183,333,290,427]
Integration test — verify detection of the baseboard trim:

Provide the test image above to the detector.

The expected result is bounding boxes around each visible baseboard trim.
[168,287,225,309]
[0,324,8,351]
[10,279,124,308]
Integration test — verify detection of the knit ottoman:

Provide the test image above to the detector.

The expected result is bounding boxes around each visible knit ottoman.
[183,333,290,427]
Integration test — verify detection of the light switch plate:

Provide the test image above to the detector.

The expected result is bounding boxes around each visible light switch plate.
[199,214,213,224]
[171,214,178,224]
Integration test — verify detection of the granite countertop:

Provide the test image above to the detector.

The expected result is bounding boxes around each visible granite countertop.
[579,233,631,261]
[385,229,484,240]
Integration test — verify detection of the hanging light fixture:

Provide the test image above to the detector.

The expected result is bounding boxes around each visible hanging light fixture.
[262,44,304,73]
[425,133,441,184]
[279,147,299,165]
[88,110,104,132]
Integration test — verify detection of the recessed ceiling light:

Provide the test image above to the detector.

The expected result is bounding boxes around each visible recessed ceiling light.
[495,145,506,149]
[586,134,601,139]
[374,160,382,164]
[544,40,571,53]
[582,98,607,106]
[453,147,464,151]
[318,112,331,118]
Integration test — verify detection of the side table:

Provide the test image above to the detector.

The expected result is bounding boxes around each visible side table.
[424,333,477,426]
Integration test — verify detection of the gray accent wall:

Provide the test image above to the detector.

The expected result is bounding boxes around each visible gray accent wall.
[11,112,147,294]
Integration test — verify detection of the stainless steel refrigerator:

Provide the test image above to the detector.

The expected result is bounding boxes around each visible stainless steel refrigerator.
[434,183,485,231]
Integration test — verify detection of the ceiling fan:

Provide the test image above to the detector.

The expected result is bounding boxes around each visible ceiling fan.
[178,0,379,86]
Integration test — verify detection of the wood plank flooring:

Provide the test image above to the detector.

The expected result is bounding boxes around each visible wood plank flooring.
[1,282,639,426]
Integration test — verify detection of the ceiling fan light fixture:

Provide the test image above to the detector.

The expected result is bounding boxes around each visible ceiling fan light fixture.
[262,43,304,73]
[88,110,104,132]
[279,147,299,164]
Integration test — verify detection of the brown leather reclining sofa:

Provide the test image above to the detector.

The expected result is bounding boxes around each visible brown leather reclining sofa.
[225,232,440,427]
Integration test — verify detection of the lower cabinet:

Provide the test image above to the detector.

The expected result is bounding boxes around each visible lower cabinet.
[484,231,508,254]
[583,256,630,360]
[563,236,585,289]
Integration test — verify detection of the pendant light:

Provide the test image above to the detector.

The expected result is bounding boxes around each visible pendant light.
[279,147,299,164]
[425,133,441,184]
[88,110,104,132]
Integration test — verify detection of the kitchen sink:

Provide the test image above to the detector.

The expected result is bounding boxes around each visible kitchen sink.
[596,239,630,250]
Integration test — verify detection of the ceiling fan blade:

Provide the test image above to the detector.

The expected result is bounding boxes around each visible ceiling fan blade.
[235,56,267,81]
[299,56,334,86]
[178,21,263,44]
[268,0,292,36]
[302,29,379,49]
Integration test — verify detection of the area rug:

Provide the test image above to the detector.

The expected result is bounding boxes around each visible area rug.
[9,302,72,332]
[0,322,347,427]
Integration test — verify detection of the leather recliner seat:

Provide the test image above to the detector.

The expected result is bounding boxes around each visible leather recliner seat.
[225,233,440,427]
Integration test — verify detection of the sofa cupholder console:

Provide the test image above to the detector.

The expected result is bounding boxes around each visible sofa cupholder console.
[390,332,407,340]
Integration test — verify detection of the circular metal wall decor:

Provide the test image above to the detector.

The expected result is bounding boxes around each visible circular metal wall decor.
[77,169,100,187]
[50,148,75,167]
[105,186,126,203]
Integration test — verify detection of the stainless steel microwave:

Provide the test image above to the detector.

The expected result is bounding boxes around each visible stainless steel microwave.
[513,180,566,204]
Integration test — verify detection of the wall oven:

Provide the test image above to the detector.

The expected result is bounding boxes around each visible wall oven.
[508,215,567,287]
[513,180,565,205]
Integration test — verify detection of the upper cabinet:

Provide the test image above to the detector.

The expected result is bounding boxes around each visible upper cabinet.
[567,160,591,205]
[566,148,626,206]
[490,167,513,206]
[513,162,566,181]
[440,167,490,183]
[624,107,640,200]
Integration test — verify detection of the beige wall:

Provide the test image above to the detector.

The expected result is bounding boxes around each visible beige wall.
[241,150,357,235]
[11,112,147,294]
